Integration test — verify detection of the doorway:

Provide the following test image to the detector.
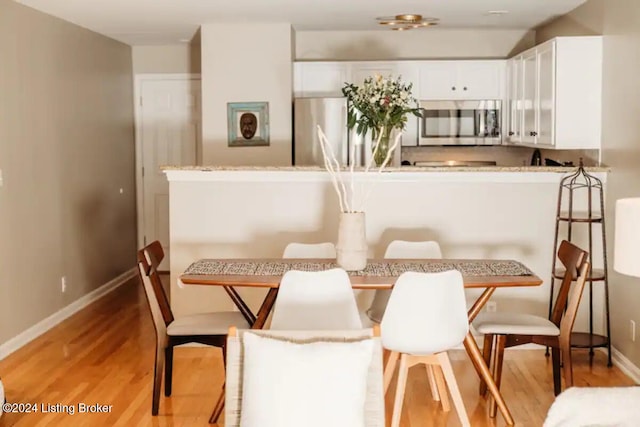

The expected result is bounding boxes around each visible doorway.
[135,74,201,271]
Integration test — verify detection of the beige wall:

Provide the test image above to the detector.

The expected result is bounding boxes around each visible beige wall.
[0,0,137,346]
[296,29,536,60]
[200,23,293,165]
[537,0,640,368]
[132,44,201,74]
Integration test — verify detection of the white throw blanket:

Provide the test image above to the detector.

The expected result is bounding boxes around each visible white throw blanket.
[544,386,640,427]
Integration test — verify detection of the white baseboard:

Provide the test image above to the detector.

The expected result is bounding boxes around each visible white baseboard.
[607,347,640,384]
[0,268,138,360]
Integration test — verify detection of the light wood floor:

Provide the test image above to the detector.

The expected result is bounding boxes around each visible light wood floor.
[0,277,634,427]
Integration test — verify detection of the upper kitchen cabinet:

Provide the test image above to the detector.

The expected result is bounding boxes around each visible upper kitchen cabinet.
[293,62,349,97]
[418,60,505,101]
[506,36,603,149]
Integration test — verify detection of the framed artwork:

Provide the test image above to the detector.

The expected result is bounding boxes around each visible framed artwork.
[227,102,270,147]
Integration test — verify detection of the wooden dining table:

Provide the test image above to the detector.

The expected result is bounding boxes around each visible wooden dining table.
[180,257,542,426]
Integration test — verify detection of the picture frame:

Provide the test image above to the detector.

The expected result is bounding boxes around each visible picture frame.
[227,102,270,147]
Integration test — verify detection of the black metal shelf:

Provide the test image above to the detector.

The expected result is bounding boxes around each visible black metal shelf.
[549,162,612,367]
[553,268,606,282]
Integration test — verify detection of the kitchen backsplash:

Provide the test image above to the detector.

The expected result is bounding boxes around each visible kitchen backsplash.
[402,146,600,167]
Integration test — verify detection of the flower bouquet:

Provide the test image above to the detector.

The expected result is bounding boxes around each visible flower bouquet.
[342,74,422,166]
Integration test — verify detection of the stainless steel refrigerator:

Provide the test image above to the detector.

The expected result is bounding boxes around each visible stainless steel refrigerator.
[293,97,365,167]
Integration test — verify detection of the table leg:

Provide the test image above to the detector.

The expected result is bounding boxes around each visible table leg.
[223,286,256,325]
[251,288,279,329]
[464,287,514,426]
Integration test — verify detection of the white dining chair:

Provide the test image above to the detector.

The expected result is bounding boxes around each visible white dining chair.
[381,270,470,427]
[366,240,445,401]
[282,242,372,327]
[270,268,363,330]
[366,240,443,323]
[282,242,336,259]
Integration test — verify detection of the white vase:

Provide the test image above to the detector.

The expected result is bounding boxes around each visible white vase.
[336,211,368,271]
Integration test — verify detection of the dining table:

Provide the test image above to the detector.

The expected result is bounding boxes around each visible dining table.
[180,257,542,426]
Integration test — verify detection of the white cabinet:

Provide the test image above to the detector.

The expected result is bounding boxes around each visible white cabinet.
[506,36,602,149]
[506,58,523,143]
[418,60,505,100]
[293,62,349,97]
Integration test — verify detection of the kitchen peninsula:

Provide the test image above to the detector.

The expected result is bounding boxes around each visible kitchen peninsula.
[165,165,609,337]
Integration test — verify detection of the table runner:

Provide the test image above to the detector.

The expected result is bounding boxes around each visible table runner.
[184,259,534,277]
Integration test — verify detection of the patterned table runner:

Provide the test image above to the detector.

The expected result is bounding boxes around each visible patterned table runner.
[184,259,534,277]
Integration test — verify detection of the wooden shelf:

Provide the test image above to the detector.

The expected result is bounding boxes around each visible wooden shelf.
[571,332,609,349]
[553,268,606,282]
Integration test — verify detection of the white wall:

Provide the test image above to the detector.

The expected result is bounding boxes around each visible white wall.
[132,45,201,74]
[295,29,536,60]
[167,169,607,338]
[200,23,293,166]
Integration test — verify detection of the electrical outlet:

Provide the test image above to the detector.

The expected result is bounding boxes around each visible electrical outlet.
[486,301,497,313]
[61,276,67,293]
[630,320,636,342]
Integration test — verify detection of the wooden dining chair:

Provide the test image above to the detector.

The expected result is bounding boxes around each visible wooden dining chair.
[473,240,590,416]
[136,241,250,420]
[382,270,471,427]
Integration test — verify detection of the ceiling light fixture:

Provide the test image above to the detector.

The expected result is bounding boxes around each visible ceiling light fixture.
[376,14,439,31]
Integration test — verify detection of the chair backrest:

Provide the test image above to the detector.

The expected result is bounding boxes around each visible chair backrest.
[137,241,174,335]
[366,240,443,324]
[270,268,362,330]
[384,240,442,259]
[381,270,469,354]
[282,242,337,259]
[225,328,384,427]
[551,240,590,336]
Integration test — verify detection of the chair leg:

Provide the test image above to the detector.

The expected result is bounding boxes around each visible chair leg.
[436,352,470,427]
[551,347,562,396]
[152,344,165,415]
[560,340,573,390]
[390,354,409,427]
[164,346,173,397]
[384,351,400,394]
[489,335,506,418]
[209,343,228,424]
[479,334,494,397]
[426,364,442,402]
[431,363,450,412]
[209,383,225,424]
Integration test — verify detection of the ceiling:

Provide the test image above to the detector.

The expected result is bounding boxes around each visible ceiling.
[15,0,588,45]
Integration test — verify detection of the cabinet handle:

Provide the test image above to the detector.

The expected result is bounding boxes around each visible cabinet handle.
[463,87,468,91]
[530,131,538,137]
[508,131,515,136]
[451,86,456,91]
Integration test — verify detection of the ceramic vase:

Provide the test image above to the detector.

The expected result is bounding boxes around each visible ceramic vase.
[336,211,368,271]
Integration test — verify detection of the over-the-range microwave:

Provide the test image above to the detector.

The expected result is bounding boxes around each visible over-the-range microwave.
[418,100,502,146]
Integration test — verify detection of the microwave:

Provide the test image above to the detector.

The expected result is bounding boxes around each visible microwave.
[418,100,502,146]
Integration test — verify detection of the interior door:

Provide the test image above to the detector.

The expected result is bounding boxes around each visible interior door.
[140,77,200,270]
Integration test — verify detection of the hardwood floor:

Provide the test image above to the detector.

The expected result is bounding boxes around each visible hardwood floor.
[0,277,634,427]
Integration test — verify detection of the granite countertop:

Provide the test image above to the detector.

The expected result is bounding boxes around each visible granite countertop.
[162,165,611,173]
